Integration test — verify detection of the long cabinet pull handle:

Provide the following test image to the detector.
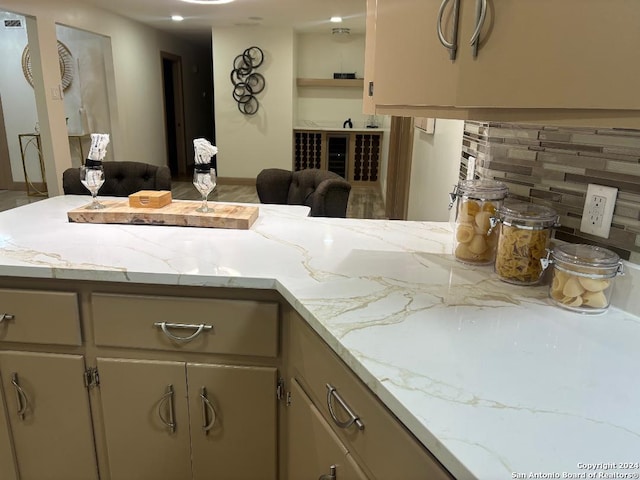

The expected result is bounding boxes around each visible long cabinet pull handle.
[470,0,488,57]
[157,384,176,433]
[200,386,217,434]
[325,384,364,431]
[11,373,29,420]
[154,322,213,342]
[436,0,461,61]
[0,313,15,324]
[318,465,337,480]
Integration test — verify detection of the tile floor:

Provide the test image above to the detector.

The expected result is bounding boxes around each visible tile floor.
[0,181,387,219]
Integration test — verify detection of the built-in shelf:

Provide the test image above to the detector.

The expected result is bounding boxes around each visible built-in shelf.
[296,78,364,88]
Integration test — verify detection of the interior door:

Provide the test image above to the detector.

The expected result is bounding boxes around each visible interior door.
[188,363,278,480]
[0,351,98,480]
[287,378,369,480]
[0,95,14,190]
[97,357,191,480]
[161,52,187,178]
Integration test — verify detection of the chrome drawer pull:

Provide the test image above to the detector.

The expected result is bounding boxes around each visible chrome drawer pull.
[157,384,176,433]
[200,386,217,434]
[154,322,213,342]
[11,373,30,420]
[319,465,337,480]
[0,313,15,324]
[326,384,365,431]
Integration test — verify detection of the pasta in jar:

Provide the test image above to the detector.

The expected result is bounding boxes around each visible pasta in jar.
[449,180,508,265]
[493,203,558,285]
[548,244,622,314]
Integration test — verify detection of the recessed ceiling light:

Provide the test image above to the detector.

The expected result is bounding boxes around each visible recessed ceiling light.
[180,0,235,4]
[330,16,343,23]
[171,15,184,21]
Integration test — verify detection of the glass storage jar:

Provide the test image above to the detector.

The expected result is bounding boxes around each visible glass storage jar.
[548,244,623,314]
[449,179,508,265]
[494,202,559,285]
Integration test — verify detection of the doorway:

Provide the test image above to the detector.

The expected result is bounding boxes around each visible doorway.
[161,52,187,178]
[0,96,11,190]
[385,117,414,220]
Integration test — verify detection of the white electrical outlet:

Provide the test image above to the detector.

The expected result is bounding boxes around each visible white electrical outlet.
[580,184,618,238]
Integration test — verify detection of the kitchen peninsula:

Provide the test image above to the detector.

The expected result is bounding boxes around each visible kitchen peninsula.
[0,196,639,480]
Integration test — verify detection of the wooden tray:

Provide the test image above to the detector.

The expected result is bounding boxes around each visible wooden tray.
[68,200,259,230]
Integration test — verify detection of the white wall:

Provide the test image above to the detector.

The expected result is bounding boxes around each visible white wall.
[296,32,369,128]
[0,12,40,182]
[0,17,113,182]
[407,119,464,221]
[0,0,212,193]
[212,27,294,179]
[57,25,111,140]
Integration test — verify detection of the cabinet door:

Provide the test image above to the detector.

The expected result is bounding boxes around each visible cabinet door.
[362,0,377,115]
[0,351,98,480]
[287,378,369,480]
[0,380,17,480]
[373,0,459,107]
[188,363,278,480]
[97,358,191,480]
[457,0,640,110]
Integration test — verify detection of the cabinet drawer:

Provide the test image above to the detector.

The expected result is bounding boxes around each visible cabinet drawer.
[92,293,279,357]
[289,314,452,480]
[0,289,81,346]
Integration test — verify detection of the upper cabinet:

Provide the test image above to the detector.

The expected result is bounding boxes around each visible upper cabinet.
[370,0,459,108]
[367,0,640,126]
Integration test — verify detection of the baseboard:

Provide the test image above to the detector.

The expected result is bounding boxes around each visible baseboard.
[217,177,256,186]
[8,181,46,194]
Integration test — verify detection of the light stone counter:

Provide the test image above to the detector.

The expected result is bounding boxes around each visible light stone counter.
[1,196,639,480]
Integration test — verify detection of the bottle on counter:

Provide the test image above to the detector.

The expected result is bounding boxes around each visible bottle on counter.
[448,179,509,265]
[547,244,623,314]
[493,202,559,285]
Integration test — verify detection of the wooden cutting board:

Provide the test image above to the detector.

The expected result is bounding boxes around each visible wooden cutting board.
[68,200,259,229]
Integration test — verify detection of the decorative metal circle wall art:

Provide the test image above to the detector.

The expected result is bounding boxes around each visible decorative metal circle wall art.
[230,46,265,115]
[22,41,74,91]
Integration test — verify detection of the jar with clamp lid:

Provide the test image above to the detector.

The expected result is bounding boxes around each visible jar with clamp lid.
[448,180,508,265]
[493,202,559,285]
[546,244,623,314]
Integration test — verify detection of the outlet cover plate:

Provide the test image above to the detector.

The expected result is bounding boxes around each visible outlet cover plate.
[580,184,618,238]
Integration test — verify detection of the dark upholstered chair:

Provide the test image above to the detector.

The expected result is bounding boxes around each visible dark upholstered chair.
[63,161,172,196]
[256,168,351,218]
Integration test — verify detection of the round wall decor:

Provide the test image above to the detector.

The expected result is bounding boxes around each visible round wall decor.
[230,46,265,115]
[21,40,74,91]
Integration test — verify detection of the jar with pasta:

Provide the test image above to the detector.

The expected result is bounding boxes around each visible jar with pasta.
[448,180,508,265]
[494,202,559,285]
[548,244,623,314]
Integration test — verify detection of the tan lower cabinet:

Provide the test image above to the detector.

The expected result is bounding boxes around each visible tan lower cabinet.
[0,351,99,480]
[0,281,456,480]
[187,363,278,480]
[287,378,369,480]
[97,357,278,480]
[96,358,192,480]
[286,311,453,480]
[0,381,18,480]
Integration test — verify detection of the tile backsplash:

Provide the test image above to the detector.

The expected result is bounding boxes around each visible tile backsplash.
[462,121,640,263]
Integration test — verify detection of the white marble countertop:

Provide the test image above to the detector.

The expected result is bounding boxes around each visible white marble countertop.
[1,196,639,480]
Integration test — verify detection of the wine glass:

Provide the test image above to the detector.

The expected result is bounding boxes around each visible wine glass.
[80,165,105,210]
[193,167,216,213]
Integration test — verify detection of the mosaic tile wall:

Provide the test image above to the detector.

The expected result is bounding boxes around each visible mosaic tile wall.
[462,121,640,263]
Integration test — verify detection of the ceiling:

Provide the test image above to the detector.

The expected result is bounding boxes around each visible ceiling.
[80,0,367,46]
